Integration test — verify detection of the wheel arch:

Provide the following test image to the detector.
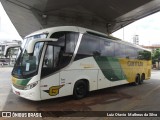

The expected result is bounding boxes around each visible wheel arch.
[72,78,90,93]
[72,78,90,99]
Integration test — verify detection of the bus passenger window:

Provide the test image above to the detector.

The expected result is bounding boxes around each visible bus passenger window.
[100,40,115,57]
[115,43,125,58]
[65,33,79,53]
[137,49,151,60]
[77,34,100,55]
[125,46,137,59]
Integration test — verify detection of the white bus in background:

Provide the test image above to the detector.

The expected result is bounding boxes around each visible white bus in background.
[5,26,151,101]
[1,41,21,65]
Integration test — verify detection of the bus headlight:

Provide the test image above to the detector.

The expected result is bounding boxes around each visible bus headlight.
[24,81,38,90]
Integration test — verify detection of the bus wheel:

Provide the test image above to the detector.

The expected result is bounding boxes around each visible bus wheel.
[139,74,145,84]
[134,75,140,86]
[73,80,87,99]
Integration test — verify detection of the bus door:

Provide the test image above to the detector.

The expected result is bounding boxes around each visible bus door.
[40,45,61,100]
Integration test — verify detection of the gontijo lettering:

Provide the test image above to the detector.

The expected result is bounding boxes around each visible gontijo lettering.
[127,61,143,66]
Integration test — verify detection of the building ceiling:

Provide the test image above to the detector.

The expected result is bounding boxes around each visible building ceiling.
[1,0,160,37]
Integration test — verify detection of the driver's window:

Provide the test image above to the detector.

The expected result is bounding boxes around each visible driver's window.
[41,45,61,78]
[53,46,61,68]
[44,45,53,68]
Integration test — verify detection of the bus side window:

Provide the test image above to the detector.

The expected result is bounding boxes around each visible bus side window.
[77,34,100,55]
[100,39,115,57]
[115,43,125,58]
[65,33,79,53]
[125,46,138,59]
[137,49,151,60]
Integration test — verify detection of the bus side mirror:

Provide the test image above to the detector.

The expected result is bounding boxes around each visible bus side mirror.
[4,45,21,57]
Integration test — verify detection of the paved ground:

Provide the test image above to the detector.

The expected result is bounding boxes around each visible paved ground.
[0,67,160,120]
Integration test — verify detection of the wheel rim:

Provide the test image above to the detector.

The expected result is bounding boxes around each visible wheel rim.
[141,75,144,83]
[135,76,139,85]
[76,84,85,95]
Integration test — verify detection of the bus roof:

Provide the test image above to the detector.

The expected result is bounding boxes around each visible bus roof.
[25,26,150,52]
[25,26,108,38]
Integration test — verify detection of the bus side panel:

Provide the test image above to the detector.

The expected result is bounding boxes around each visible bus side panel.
[146,60,152,79]
[97,69,129,89]
[98,70,110,89]
[72,56,128,90]
[40,73,60,100]
[94,56,127,84]
[119,58,152,83]
[59,69,98,97]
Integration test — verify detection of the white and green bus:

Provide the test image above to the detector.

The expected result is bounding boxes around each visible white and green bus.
[6,26,151,101]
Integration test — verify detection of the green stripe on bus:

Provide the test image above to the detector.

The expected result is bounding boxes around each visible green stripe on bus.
[16,78,31,86]
[94,56,126,81]
[12,77,31,86]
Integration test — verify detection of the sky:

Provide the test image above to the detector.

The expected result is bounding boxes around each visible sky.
[0,2,160,45]
[112,12,160,46]
[0,2,22,42]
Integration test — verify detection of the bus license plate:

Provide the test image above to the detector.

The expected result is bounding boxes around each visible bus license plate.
[15,91,20,95]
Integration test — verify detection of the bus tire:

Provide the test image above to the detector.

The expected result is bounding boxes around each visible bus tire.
[73,80,87,99]
[134,75,140,86]
[139,74,145,84]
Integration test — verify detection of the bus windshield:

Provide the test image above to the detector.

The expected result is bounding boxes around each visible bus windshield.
[12,34,46,79]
